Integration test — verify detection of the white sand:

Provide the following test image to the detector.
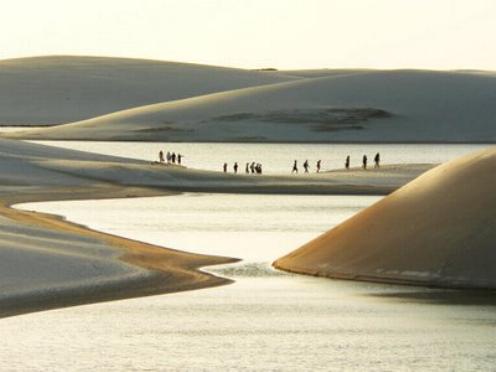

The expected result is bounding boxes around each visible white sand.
[274,147,496,289]
[11,69,496,142]
[0,56,294,125]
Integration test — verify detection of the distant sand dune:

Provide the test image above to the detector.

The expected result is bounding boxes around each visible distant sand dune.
[0,55,294,125]
[274,147,496,289]
[11,69,496,142]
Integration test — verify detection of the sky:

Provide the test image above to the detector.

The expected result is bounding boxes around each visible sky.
[1,0,496,70]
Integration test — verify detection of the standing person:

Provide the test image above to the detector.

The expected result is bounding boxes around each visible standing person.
[159,150,164,163]
[374,152,380,168]
[292,160,298,174]
[345,155,350,170]
[303,160,309,173]
[171,152,176,164]
[234,162,239,173]
[223,163,228,173]
[316,160,321,173]
[177,153,182,165]
[258,163,263,174]
[362,155,368,169]
[166,151,171,163]
[245,162,250,174]
[250,162,256,174]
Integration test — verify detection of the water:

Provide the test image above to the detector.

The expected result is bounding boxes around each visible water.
[6,193,496,371]
[29,141,488,174]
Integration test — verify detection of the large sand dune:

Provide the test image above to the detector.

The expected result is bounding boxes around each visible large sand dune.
[0,56,293,125]
[274,147,496,289]
[11,69,496,142]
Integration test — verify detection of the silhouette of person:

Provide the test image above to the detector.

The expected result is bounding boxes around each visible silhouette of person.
[362,155,368,169]
[159,150,164,163]
[292,160,298,174]
[316,160,321,173]
[166,151,171,163]
[250,162,256,174]
[223,163,228,173]
[177,154,182,165]
[374,152,380,168]
[303,160,309,173]
[171,152,176,164]
[245,162,250,174]
[345,155,350,170]
[234,162,238,173]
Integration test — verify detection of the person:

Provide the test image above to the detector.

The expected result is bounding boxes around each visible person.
[316,160,321,173]
[374,152,380,168]
[245,162,250,174]
[258,163,263,174]
[166,151,171,163]
[159,150,164,163]
[362,155,368,169]
[292,160,298,174]
[303,160,309,173]
[171,152,176,164]
[345,155,350,170]
[223,163,228,173]
[250,162,256,174]
[234,162,239,173]
[177,153,182,165]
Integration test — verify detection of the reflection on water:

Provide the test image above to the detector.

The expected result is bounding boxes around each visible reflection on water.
[8,193,496,370]
[30,141,488,174]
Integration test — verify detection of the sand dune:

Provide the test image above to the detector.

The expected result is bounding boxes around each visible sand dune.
[11,69,496,142]
[0,56,293,125]
[0,138,431,316]
[274,147,496,289]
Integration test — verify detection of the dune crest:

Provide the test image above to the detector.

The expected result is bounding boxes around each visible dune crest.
[274,147,496,289]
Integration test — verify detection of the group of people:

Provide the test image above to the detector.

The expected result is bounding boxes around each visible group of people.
[158,150,183,165]
[291,153,381,173]
[355,152,380,170]
[291,159,322,174]
[224,162,263,174]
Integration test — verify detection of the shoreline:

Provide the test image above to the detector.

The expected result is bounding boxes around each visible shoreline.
[0,185,238,318]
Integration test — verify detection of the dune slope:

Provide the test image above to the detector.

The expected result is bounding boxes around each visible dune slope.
[0,55,293,125]
[12,69,496,142]
[274,147,496,289]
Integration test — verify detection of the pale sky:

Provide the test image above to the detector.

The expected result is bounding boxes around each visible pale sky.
[1,0,496,70]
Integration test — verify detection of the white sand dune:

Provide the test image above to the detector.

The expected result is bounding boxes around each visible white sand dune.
[274,147,496,289]
[0,137,431,316]
[0,56,294,125]
[11,69,496,142]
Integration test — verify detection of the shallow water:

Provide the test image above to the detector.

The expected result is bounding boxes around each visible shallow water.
[30,141,488,174]
[8,193,496,371]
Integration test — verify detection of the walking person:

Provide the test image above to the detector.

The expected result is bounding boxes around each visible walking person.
[303,160,309,173]
[362,155,368,170]
[223,163,228,173]
[177,153,182,165]
[345,155,350,170]
[159,150,164,163]
[171,152,176,164]
[234,162,239,173]
[292,160,298,174]
[245,162,250,174]
[166,151,171,163]
[374,152,380,168]
[250,162,256,174]
[316,160,321,173]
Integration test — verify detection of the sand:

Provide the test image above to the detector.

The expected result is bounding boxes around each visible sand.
[9,69,496,142]
[0,56,294,125]
[274,147,496,289]
[0,138,432,317]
